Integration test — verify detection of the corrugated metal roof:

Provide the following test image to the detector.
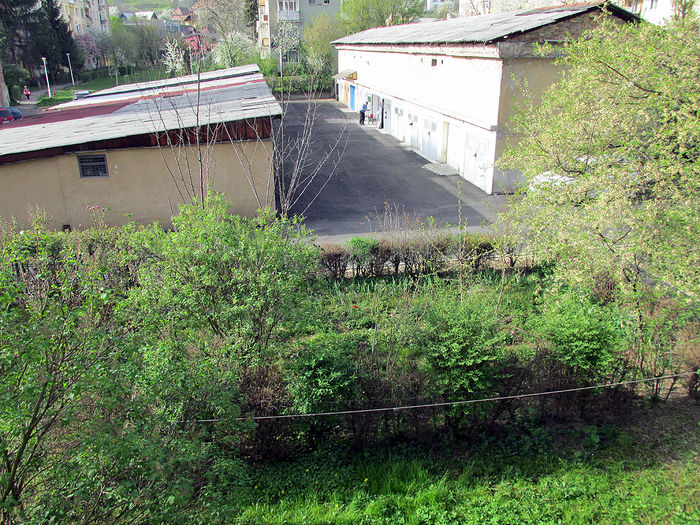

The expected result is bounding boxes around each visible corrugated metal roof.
[332,69,357,80]
[332,3,638,46]
[0,65,281,159]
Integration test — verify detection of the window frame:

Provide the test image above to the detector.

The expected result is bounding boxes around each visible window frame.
[77,154,109,178]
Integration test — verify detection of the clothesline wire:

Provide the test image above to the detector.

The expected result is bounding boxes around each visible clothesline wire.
[187,371,694,423]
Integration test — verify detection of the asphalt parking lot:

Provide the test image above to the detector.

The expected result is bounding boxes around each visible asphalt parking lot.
[281,100,503,241]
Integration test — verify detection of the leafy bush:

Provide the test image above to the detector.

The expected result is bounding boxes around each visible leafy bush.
[131,195,319,360]
[348,236,379,277]
[289,333,367,414]
[257,55,279,76]
[266,74,331,95]
[2,64,30,104]
[533,289,623,381]
[449,232,495,270]
[288,333,369,446]
[419,288,508,431]
[0,226,128,522]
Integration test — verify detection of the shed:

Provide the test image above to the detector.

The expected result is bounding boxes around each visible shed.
[0,65,281,230]
[332,2,638,194]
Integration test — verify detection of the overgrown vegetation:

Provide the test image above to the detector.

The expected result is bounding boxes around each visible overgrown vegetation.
[499,17,700,306]
[2,11,699,525]
[0,195,697,522]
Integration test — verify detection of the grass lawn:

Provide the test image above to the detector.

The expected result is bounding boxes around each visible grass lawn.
[230,398,700,524]
[36,68,169,107]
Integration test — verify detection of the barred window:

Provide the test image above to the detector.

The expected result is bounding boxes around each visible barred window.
[78,155,108,178]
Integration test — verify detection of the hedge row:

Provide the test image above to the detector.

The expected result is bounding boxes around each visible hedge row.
[319,231,497,279]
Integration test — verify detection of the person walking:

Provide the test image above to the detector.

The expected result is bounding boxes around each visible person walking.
[23,86,31,101]
[359,100,368,125]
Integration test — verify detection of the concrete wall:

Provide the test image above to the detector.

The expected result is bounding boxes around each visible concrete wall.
[338,46,503,128]
[492,57,561,192]
[0,140,274,230]
[301,0,342,27]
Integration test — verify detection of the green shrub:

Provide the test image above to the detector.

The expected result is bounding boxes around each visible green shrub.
[419,290,508,430]
[257,55,279,76]
[2,64,30,104]
[533,289,623,381]
[288,332,369,446]
[289,333,367,414]
[348,236,379,277]
[131,194,319,360]
[266,74,331,95]
[449,232,495,270]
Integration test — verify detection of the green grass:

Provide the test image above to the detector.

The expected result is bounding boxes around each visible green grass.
[222,398,700,524]
[36,68,170,107]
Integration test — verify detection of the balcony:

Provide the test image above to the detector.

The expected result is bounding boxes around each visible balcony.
[278,9,300,21]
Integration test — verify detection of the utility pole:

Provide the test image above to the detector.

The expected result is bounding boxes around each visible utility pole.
[41,57,52,98]
[66,53,75,85]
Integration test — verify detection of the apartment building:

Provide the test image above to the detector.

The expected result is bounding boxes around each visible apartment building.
[257,0,342,60]
[58,0,110,34]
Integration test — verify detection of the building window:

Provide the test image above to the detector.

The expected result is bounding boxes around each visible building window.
[279,0,298,11]
[78,154,108,178]
[431,58,437,66]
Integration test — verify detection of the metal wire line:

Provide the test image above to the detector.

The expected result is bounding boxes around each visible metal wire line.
[187,372,694,423]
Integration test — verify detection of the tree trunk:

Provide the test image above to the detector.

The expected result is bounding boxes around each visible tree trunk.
[0,58,10,107]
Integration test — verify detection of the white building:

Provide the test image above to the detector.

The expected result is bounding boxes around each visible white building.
[629,0,698,25]
[333,3,638,194]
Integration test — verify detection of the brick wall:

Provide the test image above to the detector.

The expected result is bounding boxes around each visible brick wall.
[509,12,624,43]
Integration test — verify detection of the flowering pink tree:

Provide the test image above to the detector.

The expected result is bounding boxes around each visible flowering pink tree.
[75,32,101,69]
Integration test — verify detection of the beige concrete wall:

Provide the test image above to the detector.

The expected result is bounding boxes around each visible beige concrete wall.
[0,140,274,230]
[492,57,561,192]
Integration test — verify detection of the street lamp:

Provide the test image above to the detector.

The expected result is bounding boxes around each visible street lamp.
[41,57,52,98]
[66,53,75,85]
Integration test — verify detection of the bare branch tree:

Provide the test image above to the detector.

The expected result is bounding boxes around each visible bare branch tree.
[141,29,348,221]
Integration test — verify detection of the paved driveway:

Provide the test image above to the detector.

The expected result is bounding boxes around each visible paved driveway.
[281,100,502,241]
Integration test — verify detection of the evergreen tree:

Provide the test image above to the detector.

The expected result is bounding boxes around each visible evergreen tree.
[28,0,81,80]
[0,0,36,61]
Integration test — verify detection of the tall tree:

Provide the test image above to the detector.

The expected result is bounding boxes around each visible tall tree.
[28,0,81,80]
[338,0,424,35]
[194,0,253,38]
[0,0,35,61]
[498,18,700,305]
[302,12,343,75]
[0,62,8,106]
